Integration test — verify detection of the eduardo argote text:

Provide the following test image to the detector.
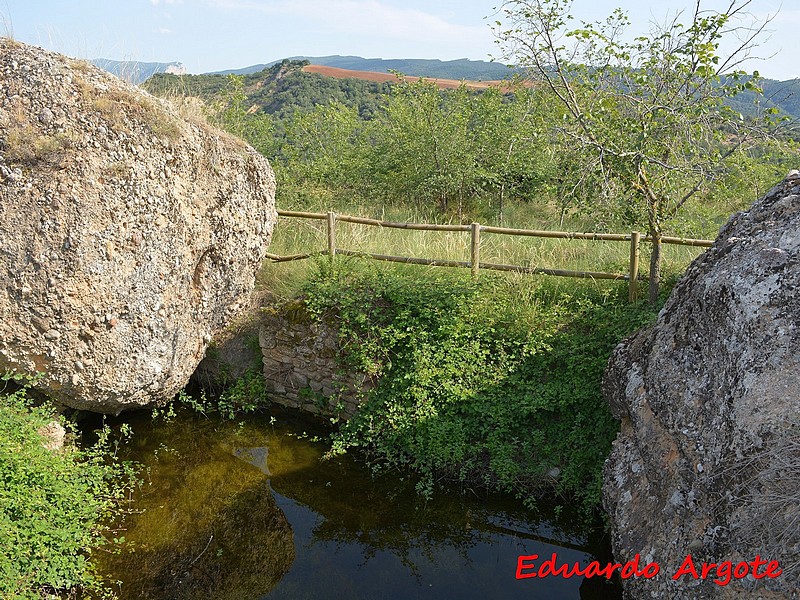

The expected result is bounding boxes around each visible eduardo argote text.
[516,553,783,586]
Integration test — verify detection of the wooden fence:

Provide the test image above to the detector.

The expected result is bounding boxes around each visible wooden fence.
[264,210,714,302]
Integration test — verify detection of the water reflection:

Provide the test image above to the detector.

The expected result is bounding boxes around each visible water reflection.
[97,408,621,600]
[234,446,271,475]
[96,417,294,600]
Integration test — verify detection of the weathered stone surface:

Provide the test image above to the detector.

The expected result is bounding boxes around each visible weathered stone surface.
[37,420,66,452]
[603,172,800,598]
[0,40,277,412]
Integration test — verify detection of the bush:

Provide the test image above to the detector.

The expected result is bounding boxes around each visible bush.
[303,260,658,517]
[0,376,134,599]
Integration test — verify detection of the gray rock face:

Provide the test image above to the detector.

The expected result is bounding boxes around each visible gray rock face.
[0,39,277,412]
[603,172,800,598]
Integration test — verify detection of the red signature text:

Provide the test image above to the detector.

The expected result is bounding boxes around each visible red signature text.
[516,553,659,580]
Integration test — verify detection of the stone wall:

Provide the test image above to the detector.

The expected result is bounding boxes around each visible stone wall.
[258,299,371,420]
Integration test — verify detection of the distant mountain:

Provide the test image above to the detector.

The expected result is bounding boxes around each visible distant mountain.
[729,77,800,120]
[209,55,517,81]
[210,63,272,76]
[145,60,394,122]
[92,59,185,84]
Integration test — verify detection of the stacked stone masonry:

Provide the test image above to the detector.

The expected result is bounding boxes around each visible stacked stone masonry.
[258,300,371,420]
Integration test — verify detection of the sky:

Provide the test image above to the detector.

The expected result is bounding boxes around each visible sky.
[1,0,798,80]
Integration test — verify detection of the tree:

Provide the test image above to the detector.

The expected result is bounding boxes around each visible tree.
[495,0,783,302]
[211,75,277,159]
[282,101,376,205]
[376,78,479,218]
[470,85,557,223]
[373,78,556,221]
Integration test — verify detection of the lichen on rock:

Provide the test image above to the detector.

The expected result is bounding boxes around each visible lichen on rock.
[603,171,800,598]
[0,39,277,413]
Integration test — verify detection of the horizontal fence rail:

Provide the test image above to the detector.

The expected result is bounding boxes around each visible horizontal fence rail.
[269,210,714,302]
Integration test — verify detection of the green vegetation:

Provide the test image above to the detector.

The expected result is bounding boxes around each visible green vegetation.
[299,261,658,516]
[187,2,795,514]
[176,370,268,420]
[0,376,135,599]
[144,60,392,126]
[143,1,795,515]
[495,0,792,300]
[190,67,792,253]
[140,7,796,249]
[2,2,796,592]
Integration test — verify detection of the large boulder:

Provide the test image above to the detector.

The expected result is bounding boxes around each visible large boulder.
[0,40,277,413]
[603,172,800,598]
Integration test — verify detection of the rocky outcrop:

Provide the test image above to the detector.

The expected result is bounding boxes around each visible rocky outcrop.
[0,40,277,412]
[37,421,66,452]
[603,172,800,598]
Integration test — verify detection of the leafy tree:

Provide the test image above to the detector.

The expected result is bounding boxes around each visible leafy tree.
[210,75,277,159]
[282,101,376,204]
[278,78,559,219]
[375,78,479,217]
[470,85,558,222]
[495,0,785,301]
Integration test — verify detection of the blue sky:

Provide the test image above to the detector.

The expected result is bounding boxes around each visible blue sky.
[2,0,797,79]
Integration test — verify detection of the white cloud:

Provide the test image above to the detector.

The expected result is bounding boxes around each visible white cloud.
[150,0,183,5]
[158,27,173,34]
[202,0,487,46]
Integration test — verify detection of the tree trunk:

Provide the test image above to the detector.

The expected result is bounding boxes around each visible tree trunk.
[648,233,662,304]
[499,183,505,225]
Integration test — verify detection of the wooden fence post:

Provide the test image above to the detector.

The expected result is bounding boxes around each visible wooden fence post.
[470,222,481,278]
[628,231,640,303]
[327,211,336,262]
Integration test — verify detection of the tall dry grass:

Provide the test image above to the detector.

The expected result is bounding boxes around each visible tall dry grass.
[258,201,707,301]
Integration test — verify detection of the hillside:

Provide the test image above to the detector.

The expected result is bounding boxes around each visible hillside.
[302,64,515,90]
[726,77,800,119]
[142,60,524,132]
[208,55,516,80]
[144,60,393,121]
[142,58,800,127]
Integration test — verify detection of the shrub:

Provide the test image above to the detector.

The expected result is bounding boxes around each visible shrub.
[303,260,658,517]
[0,376,134,599]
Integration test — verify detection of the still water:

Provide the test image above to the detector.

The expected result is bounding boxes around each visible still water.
[96,407,622,600]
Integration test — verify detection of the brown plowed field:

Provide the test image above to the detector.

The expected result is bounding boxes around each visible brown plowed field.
[303,64,518,91]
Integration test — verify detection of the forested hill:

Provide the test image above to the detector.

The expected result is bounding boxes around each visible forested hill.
[201,55,799,119]
[143,59,800,122]
[143,60,393,120]
[208,55,516,80]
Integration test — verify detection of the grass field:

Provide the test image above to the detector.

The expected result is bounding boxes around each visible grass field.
[258,201,708,302]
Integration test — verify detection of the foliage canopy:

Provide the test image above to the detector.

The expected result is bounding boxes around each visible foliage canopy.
[493,0,790,300]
